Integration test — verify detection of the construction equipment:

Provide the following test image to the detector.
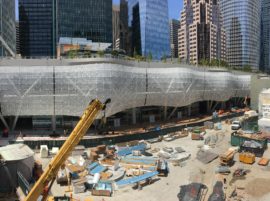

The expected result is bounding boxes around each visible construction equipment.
[156,159,169,176]
[219,149,235,166]
[239,152,255,164]
[24,98,111,201]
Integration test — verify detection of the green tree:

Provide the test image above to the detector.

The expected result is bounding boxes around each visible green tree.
[199,58,210,66]
[220,60,229,68]
[210,59,220,67]
[161,54,167,63]
[133,48,138,58]
[97,50,104,58]
[147,52,153,62]
[83,50,91,58]
[111,50,119,57]
[243,65,252,72]
[68,50,77,59]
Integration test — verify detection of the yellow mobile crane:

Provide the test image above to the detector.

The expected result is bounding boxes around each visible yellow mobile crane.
[24,98,111,201]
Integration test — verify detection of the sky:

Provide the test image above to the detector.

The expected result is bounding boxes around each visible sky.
[15,0,182,20]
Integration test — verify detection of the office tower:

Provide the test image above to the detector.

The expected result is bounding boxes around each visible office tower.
[57,0,112,43]
[220,0,261,69]
[19,0,56,57]
[261,0,270,72]
[178,0,226,65]
[113,5,120,50]
[19,0,112,57]
[170,19,180,58]
[119,0,129,53]
[113,0,129,52]
[0,0,16,57]
[128,0,170,60]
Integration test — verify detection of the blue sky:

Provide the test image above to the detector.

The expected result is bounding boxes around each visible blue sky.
[15,0,182,20]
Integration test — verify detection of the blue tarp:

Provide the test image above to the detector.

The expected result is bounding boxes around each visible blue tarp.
[87,162,98,170]
[117,143,146,157]
[116,171,159,186]
[90,165,107,175]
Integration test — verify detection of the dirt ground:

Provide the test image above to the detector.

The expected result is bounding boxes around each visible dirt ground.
[39,120,270,201]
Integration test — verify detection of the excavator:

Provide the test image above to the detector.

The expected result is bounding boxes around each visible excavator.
[23,98,111,201]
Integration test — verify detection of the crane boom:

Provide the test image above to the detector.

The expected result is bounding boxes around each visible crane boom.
[24,99,110,201]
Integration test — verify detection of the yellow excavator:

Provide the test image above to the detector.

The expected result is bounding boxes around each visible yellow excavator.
[23,98,111,201]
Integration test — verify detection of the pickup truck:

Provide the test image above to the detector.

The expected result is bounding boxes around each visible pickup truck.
[231,121,241,130]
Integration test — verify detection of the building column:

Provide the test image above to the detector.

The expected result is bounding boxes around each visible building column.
[163,106,167,121]
[52,115,56,134]
[221,101,226,109]
[132,108,136,125]
[188,105,191,117]
[207,101,211,113]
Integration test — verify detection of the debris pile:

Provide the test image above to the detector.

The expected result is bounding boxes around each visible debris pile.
[177,183,207,201]
[40,140,193,197]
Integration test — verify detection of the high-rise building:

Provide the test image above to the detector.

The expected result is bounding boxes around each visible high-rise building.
[113,0,129,53]
[220,0,261,69]
[19,0,112,57]
[119,0,129,53]
[19,0,57,57]
[170,19,180,58]
[0,0,16,57]
[128,0,170,60]
[57,0,112,43]
[113,5,120,50]
[261,0,270,72]
[178,0,226,65]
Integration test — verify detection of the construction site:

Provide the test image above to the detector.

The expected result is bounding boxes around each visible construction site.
[0,59,269,201]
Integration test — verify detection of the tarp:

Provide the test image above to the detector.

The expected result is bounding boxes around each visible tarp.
[178,183,207,201]
[90,165,107,175]
[117,144,146,157]
[116,171,159,186]
[196,150,218,164]
[87,162,99,172]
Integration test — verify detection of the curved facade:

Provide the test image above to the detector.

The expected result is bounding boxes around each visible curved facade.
[220,0,261,69]
[0,59,250,119]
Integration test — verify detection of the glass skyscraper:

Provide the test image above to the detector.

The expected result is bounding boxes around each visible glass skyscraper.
[220,0,261,69]
[19,0,112,57]
[0,0,16,57]
[19,0,57,57]
[58,0,112,43]
[128,0,170,60]
[261,0,270,72]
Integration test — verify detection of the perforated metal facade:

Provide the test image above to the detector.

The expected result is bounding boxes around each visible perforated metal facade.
[0,59,250,120]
